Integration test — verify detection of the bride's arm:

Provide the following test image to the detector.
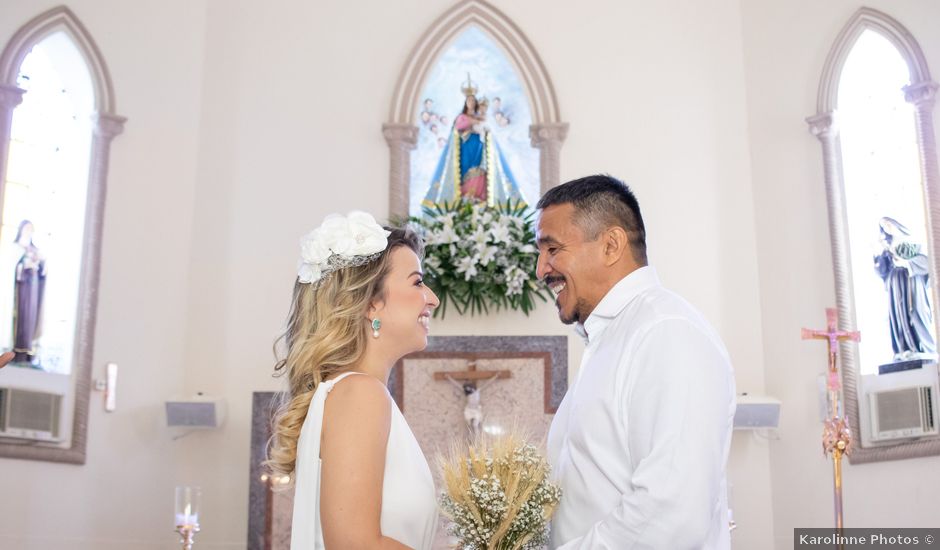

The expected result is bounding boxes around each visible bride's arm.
[319,375,413,550]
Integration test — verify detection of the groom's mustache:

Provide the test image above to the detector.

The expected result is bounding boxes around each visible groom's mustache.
[543,276,565,288]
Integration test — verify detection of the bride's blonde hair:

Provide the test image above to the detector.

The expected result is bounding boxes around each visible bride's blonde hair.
[266,227,423,477]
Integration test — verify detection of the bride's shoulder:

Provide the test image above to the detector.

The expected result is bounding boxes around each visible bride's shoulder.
[322,374,392,441]
[324,374,390,415]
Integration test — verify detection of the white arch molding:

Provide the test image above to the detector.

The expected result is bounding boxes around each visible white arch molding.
[383,0,567,218]
[807,7,940,463]
[0,5,126,464]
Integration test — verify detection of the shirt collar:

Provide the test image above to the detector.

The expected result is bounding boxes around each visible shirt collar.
[576,266,661,344]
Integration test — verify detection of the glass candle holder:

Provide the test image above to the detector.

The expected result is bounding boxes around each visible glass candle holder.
[174,486,201,527]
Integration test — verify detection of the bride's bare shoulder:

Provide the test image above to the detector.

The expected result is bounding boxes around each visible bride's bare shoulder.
[324,374,390,419]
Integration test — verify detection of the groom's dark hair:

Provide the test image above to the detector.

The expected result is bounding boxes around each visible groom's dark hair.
[536,174,648,265]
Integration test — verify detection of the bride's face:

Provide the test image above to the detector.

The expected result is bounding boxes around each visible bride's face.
[371,247,439,355]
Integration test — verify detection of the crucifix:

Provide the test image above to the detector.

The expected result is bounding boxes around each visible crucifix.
[801,307,860,543]
[434,359,511,436]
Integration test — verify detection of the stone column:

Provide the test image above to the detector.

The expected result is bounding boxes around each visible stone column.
[84,112,126,256]
[806,111,864,444]
[382,123,418,221]
[530,122,569,195]
[70,111,126,463]
[904,80,940,278]
[806,111,852,315]
[806,111,852,295]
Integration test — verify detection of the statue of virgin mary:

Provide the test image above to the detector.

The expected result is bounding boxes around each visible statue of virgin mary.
[422,75,527,209]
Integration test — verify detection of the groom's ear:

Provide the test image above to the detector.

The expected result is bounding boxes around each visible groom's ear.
[602,226,630,267]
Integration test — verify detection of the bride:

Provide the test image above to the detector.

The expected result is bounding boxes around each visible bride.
[267,211,440,549]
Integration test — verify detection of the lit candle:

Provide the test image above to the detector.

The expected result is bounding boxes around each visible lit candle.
[174,486,201,527]
[175,503,198,526]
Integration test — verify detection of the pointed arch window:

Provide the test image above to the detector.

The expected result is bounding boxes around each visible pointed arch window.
[0,6,125,464]
[809,8,940,463]
[3,31,94,375]
[838,30,934,375]
[410,26,538,216]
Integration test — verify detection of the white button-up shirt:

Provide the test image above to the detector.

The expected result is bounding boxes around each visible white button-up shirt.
[547,267,735,549]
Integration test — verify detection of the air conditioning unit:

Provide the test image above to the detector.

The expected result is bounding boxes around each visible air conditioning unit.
[0,387,64,442]
[862,365,939,446]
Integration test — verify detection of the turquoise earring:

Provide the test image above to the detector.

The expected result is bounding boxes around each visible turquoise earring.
[371,318,381,338]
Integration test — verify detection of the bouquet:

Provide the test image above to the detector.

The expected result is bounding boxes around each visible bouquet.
[408,199,548,317]
[438,433,562,550]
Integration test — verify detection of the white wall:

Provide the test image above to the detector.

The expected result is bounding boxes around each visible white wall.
[178,0,771,547]
[740,1,940,548]
[0,1,208,549]
[0,0,784,547]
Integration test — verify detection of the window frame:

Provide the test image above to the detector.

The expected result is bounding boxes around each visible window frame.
[807,7,940,463]
[0,5,125,464]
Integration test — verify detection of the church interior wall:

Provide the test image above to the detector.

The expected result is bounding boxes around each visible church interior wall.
[0,0,209,548]
[741,1,940,548]
[0,0,934,548]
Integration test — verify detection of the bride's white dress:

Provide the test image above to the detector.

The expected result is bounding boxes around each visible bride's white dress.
[290,371,438,549]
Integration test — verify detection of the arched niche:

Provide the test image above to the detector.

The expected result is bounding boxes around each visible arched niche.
[807,7,939,464]
[383,0,567,219]
[0,5,126,464]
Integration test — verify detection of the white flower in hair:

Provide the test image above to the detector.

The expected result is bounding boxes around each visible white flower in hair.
[318,214,354,255]
[300,227,331,264]
[297,211,391,285]
[348,211,393,254]
[297,261,322,285]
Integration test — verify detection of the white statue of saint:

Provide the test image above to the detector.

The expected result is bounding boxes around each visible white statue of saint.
[444,373,501,436]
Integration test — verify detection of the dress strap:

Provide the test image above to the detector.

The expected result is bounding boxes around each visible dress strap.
[321,371,367,394]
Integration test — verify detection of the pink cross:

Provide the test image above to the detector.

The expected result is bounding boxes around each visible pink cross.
[802,308,860,391]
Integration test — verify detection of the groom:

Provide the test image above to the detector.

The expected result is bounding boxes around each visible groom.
[537,175,736,549]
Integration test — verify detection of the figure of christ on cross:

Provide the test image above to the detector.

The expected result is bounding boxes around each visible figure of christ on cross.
[801,307,861,541]
[434,359,510,437]
[801,308,861,422]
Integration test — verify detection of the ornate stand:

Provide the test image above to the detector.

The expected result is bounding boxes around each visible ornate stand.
[802,308,860,547]
[175,524,200,550]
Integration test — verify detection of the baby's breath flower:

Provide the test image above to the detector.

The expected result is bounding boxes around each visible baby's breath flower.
[439,433,562,550]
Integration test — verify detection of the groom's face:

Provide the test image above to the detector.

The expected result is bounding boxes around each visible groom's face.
[535,204,604,325]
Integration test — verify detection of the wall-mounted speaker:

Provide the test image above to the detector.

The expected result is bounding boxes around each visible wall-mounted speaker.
[165,396,226,429]
[733,394,781,429]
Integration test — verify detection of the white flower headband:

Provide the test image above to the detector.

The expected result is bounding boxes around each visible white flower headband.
[298,211,391,285]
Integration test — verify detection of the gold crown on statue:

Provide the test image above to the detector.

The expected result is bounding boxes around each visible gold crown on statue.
[461,73,478,97]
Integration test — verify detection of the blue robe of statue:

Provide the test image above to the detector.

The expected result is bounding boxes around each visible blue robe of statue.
[423,116,526,209]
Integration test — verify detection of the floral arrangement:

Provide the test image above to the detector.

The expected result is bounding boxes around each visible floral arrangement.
[409,200,548,317]
[438,433,562,550]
